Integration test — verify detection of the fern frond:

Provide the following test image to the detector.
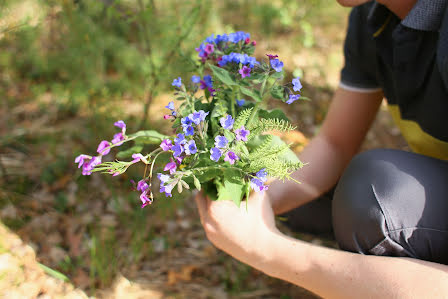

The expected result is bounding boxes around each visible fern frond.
[249,143,289,160]
[234,108,254,130]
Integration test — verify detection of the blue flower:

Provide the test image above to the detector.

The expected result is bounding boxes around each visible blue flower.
[181,116,193,127]
[172,77,182,88]
[270,59,284,72]
[203,75,213,87]
[236,99,245,107]
[214,135,228,148]
[172,143,184,157]
[160,183,174,197]
[235,126,250,142]
[286,94,301,104]
[256,168,268,182]
[157,173,171,184]
[250,168,269,192]
[191,110,209,125]
[210,147,222,162]
[184,125,194,136]
[220,115,234,130]
[292,77,302,92]
[250,178,268,192]
[174,133,186,145]
[165,101,175,110]
[191,75,201,83]
[184,140,197,155]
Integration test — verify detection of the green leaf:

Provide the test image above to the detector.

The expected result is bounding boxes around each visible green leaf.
[270,71,284,80]
[258,108,290,122]
[116,145,144,159]
[128,130,168,144]
[209,64,237,86]
[172,117,181,129]
[38,263,69,282]
[216,177,245,207]
[270,85,285,100]
[240,86,262,102]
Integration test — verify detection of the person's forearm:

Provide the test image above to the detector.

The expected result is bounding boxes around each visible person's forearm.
[268,134,350,214]
[260,231,448,298]
[268,88,384,214]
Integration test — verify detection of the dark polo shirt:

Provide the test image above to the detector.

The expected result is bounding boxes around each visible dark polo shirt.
[340,0,448,160]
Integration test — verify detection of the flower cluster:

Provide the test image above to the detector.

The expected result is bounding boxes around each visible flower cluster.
[75,31,306,208]
[75,121,127,176]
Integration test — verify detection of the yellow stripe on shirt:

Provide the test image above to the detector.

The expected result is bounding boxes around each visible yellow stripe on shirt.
[388,105,448,160]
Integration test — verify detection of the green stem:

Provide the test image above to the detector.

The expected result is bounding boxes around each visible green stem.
[231,87,236,118]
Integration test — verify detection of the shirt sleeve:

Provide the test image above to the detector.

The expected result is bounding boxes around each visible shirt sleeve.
[340,4,382,91]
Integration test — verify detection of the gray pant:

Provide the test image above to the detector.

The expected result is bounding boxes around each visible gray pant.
[284,149,448,265]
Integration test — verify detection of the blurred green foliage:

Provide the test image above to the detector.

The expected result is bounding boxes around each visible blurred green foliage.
[1,0,328,115]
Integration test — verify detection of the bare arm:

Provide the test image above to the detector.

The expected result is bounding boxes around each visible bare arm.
[263,230,448,298]
[269,87,384,214]
[195,193,448,299]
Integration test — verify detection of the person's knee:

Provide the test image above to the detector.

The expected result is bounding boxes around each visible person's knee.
[332,150,390,254]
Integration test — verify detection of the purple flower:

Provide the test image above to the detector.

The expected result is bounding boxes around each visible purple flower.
[266,54,278,60]
[165,101,175,111]
[164,159,177,174]
[235,126,250,142]
[82,156,102,176]
[114,120,126,130]
[220,115,234,130]
[256,168,268,182]
[286,94,301,104]
[97,140,111,155]
[224,151,239,165]
[112,132,124,145]
[191,110,209,125]
[205,43,214,55]
[236,99,245,107]
[160,139,173,151]
[172,77,182,88]
[131,153,149,164]
[140,192,152,208]
[239,66,251,78]
[137,179,149,192]
[157,173,171,184]
[160,183,174,197]
[75,154,90,168]
[172,143,184,157]
[214,135,228,148]
[210,147,222,162]
[270,59,284,72]
[175,155,184,164]
[184,140,197,155]
[191,75,201,83]
[200,75,213,90]
[184,125,194,136]
[250,178,268,192]
[292,77,302,92]
[174,133,186,145]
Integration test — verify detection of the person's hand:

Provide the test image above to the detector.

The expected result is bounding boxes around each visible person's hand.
[195,191,279,270]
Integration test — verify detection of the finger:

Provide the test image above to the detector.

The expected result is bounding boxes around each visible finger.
[194,191,208,221]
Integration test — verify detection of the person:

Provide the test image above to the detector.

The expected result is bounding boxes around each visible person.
[195,0,448,297]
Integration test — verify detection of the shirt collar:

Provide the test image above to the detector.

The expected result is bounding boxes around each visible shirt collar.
[368,0,447,32]
[402,0,447,31]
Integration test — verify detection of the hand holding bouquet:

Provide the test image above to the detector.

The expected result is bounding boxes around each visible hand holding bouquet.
[75,31,306,208]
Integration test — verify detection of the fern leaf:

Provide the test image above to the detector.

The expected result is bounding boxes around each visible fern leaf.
[234,108,253,130]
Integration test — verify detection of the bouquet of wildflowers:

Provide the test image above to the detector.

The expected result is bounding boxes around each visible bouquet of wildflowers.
[75,31,306,208]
